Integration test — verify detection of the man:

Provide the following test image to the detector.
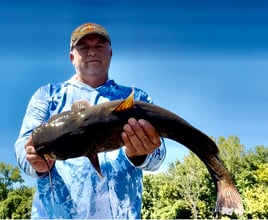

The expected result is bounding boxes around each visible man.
[14,23,166,219]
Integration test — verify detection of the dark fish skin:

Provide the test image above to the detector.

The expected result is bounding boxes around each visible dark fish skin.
[32,96,244,217]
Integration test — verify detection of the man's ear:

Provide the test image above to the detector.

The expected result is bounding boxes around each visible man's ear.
[69,52,74,62]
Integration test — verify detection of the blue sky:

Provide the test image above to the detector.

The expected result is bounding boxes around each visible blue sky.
[1,0,268,185]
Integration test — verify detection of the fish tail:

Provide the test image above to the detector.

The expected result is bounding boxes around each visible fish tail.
[214,179,244,217]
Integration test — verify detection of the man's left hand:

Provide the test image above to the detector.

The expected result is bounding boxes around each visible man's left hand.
[121,118,161,161]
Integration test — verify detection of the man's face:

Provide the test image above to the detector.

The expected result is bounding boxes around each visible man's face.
[70,34,112,82]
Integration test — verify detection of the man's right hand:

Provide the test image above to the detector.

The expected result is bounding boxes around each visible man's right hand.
[25,135,55,174]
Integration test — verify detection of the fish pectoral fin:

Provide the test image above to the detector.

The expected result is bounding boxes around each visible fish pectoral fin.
[113,89,134,112]
[71,100,91,112]
[87,152,103,178]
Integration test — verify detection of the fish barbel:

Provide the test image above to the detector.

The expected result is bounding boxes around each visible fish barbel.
[32,90,244,217]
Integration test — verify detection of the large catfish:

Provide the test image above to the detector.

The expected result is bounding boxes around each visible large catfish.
[32,90,244,217]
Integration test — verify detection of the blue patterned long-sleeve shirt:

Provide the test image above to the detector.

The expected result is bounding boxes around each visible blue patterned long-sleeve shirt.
[14,76,166,219]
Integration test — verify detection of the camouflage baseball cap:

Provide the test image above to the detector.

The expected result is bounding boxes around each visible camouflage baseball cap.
[70,23,111,49]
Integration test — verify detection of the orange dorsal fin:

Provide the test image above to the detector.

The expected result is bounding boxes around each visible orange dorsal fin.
[71,100,91,112]
[114,89,134,112]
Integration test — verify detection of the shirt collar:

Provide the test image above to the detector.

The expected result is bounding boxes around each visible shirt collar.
[66,74,115,91]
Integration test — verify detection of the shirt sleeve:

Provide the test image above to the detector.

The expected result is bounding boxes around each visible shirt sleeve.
[14,85,51,177]
[128,138,166,171]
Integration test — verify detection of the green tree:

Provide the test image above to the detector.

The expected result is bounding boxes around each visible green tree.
[142,173,161,218]
[143,152,215,219]
[243,185,268,219]
[243,163,268,218]
[142,136,268,219]
[216,135,245,177]
[240,146,268,218]
[168,153,215,219]
[142,170,192,219]
[238,145,268,188]
[0,163,24,201]
[0,186,34,219]
[0,162,34,219]
[256,163,268,183]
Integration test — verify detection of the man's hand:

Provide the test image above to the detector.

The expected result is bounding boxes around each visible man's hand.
[25,135,55,174]
[121,118,161,163]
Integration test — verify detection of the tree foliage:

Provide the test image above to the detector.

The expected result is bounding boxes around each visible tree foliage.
[0,162,34,219]
[216,135,245,178]
[142,135,268,219]
[241,146,268,219]
[0,163,24,201]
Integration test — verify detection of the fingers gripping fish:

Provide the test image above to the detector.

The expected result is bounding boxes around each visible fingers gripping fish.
[32,90,244,217]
